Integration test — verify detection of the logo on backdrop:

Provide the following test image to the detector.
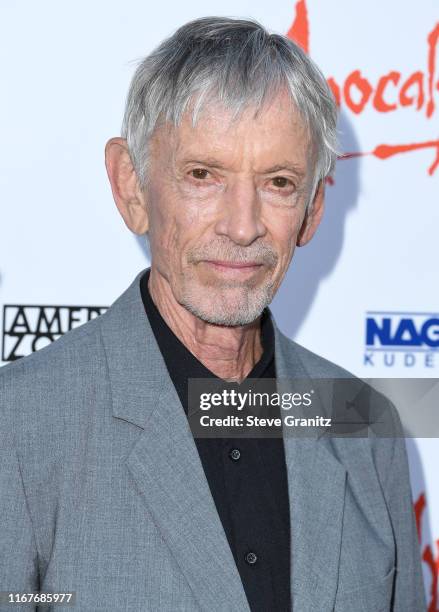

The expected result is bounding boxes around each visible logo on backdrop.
[364,311,439,368]
[288,0,439,174]
[1,305,107,362]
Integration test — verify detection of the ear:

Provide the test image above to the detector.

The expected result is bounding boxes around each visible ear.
[104,137,149,234]
[296,180,325,247]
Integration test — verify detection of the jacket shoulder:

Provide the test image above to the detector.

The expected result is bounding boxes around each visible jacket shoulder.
[276,330,403,474]
[0,315,107,424]
[1,314,102,377]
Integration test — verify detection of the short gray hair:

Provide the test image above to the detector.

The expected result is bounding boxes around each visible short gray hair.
[121,16,338,202]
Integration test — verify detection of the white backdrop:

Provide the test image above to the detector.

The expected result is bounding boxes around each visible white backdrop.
[1,1,438,607]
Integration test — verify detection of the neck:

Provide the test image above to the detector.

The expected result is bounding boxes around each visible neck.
[148,268,263,382]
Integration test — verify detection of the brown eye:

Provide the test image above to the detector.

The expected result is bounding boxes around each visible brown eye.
[272,176,291,188]
[191,168,209,179]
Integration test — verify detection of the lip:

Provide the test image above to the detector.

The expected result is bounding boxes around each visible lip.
[204,260,263,270]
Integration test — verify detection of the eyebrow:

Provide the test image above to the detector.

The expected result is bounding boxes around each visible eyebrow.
[182,158,306,177]
[262,163,306,177]
[183,157,228,170]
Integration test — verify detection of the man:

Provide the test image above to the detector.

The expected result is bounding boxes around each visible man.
[0,16,425,612]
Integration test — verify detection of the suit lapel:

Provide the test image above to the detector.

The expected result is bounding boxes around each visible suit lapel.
[273,322,347,611]
[99,270,250,611]
[125,378,251,611]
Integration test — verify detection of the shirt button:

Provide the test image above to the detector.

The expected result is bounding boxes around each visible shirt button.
[229,448,241,461]
[245,551,258,565]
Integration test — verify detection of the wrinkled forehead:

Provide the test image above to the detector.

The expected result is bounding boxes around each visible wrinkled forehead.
[149,88,315,170]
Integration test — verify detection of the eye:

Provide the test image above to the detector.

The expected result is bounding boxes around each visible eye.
[190,168,210,180]
[271,176,293,189]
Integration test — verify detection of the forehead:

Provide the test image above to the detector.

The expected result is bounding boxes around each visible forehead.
[151,90,313,170]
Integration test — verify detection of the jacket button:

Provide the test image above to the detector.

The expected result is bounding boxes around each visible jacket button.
[229,448,241,461]
[245,551,258,565]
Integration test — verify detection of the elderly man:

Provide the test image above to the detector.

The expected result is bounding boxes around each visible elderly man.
[0,16,425,612]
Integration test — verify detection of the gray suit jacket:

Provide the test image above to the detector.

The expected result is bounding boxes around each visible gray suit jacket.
[0,270,426,611]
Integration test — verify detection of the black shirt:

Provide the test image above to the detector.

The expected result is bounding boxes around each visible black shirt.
[140,269,291,611]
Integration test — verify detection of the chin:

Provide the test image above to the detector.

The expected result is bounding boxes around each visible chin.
[179,282,273,327]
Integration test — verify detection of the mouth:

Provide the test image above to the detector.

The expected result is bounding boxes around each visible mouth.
[202,260,264,277]
[205,260,263,268]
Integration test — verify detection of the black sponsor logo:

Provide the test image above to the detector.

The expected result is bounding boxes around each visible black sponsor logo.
[2,305,107,362]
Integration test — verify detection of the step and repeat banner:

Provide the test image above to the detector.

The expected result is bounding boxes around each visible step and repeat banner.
[1,0,438,607]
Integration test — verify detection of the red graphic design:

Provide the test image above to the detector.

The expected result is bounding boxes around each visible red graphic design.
[414,493,439,611]
[288,1,439,174]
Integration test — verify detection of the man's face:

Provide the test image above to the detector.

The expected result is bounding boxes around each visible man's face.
[143,90,319,326]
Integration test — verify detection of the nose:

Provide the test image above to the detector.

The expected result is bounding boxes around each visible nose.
[214,178,267,246]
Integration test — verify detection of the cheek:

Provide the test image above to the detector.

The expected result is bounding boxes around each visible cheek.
[267,209,304,262]
[146,189,178,263]
[161,186,221,250]
[176,181,224,227]
[148,195,208,267]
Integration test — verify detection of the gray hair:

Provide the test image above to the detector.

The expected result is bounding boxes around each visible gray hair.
[121,16,338,204]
